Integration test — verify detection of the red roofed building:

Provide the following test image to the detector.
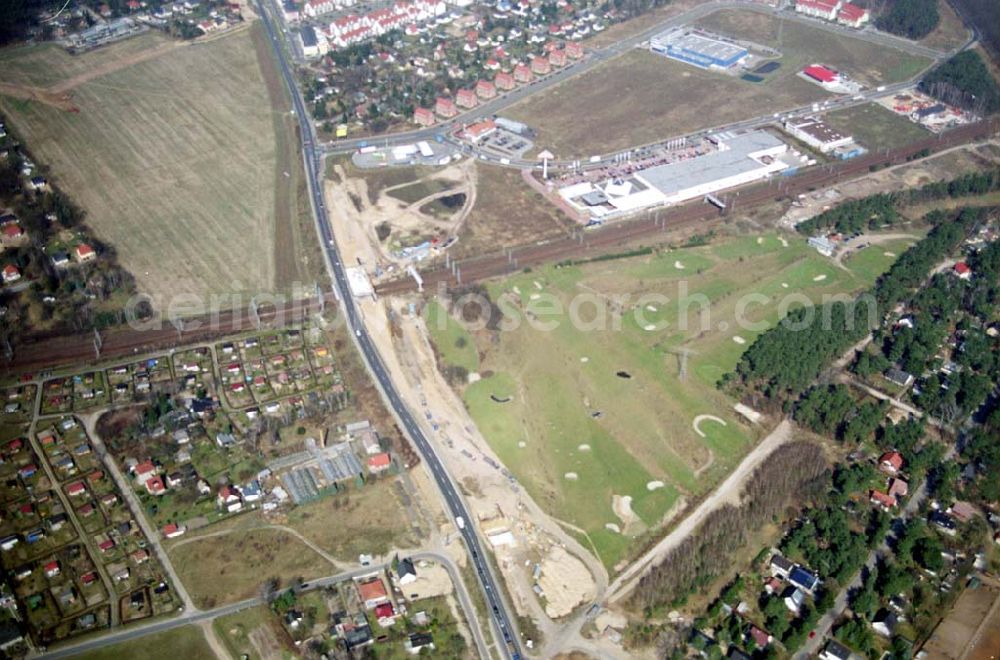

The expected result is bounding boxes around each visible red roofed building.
[74,243,96,262]
[879,451,904,474]
[803,65,837,84]
[131,549,150,563]
[1,223,24,244]
[81,571,98,585]
[463,119,497,142]
[456,88,478,109]
[98,538,115,553]
[145,476,166,495]
[531,56,551,75]
[513,63,533,83]
[795,0,839,20]
[375,602,396,623]
[485,58,500,70]
[67,481,86,497]
[549,49,567,67]
[2,264,21,284]
[357,578,389,608]
[750,625,771,648]
[953,262,972,280]
[162,523,186,539]
[133,460,157,483]
[566,42,584,59]
[476,79,497,99]
[837,2,869,27]
[870,489,896,510]
[413,107,436,127]
[368,452,392,473]
[435,97,458,118]
[44,561,60,578]
[495,71,516,90]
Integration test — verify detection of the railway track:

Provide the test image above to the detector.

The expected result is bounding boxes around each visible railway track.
[376,118,998,294]
[3,118,995,374]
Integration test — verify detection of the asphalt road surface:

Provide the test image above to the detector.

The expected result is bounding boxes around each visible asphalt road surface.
[256,1,522,657]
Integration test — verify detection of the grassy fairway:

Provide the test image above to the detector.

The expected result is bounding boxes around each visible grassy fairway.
[505,9,930,157]
[0,26,301,308]
[66,625,212,660]
[823,103,932,150]
[438,232,905,569]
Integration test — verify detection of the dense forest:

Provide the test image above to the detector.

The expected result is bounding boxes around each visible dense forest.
[725,206,987,402]
[875,0,940,39]
[920,51,1000,114]
[631,442,828,612]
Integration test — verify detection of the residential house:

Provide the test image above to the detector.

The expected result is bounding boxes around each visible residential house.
[879,451,904,474]
[888,478,908,499]
[495,71,516,90]
[463,119,497,142]
[240,481,263,503]
[368,452,392,473]
[929,510,957,536]
[949,501,976,523]
[789,566,819,594]
[885,367,914,387]
[406,633,435,655]
[513,63,533,83]
[769,554,794,578]
[549,49,567,67]
[748,625,770,649]
[566,41,583,58]
[435,96,457,118]
[870,489,896,510]
[50,251,70,268]
[783,587,805,613]
[216,432,237,448]
[953,262,972,280]
[217,485,243,512]
[820,639,852,660]
[375,602,396,625]
[531,55,551,74]
[413,107,436,126]
[145,476,166,495]
[396,557,417,585]
[836,2,869,27]
[475,79,497,99]
[456,88,478,109]
[66,481,87,498]
[872,609,898,637]
[162,523,186,538]
[357,577,389,609]
[0,536,19,552]
[74,243,96,263]
[2,265,20,284]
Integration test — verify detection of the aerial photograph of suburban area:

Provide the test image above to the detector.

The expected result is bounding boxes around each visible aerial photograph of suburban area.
[0,0,998,655]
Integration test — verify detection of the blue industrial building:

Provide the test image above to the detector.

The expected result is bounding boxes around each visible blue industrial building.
[650,30,748,69]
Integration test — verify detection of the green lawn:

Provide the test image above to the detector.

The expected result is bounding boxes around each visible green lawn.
[424,300,480,373]
[67,625,211,660]
[823,103,932,151]
[439,232,905,570]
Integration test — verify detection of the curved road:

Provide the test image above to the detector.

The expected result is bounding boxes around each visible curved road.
[255,2,523,658]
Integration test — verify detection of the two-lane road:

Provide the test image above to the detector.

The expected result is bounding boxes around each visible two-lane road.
[255,1,521,657]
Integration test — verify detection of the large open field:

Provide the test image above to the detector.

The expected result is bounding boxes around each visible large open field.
[66,625,213,660]
[823,103,932,151]
[505,9,931,157]
[433,232,910,569]
[0,25,315,309]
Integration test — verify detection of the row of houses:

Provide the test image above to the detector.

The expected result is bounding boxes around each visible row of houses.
[794,0,870,28]
[299,0,448,54]
[414,43,583,125]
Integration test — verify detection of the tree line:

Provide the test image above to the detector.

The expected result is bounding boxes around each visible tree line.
[630,441,828,613]
[797,168,1000,236]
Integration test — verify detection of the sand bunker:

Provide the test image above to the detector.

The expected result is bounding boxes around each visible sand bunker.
[533,281,543,290]
[644,324,656,331]
[530,293,540,300]
[578,444,591,452]
[646,480,665,491]
[517,441,526,448]
[813,274,827,282]
[756,237,764,245]
[646,305,658,312]
[732,336,746,345]
[781,282,789,288]
[884,251,896,257]
[580,356,589,363]
[612,494,641,528]
[693,414,728,438]
[779,237,789,247]
[605,523,621,533]
[512,286,521,295]
[674,260,685,269]
[564,472,578,481]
